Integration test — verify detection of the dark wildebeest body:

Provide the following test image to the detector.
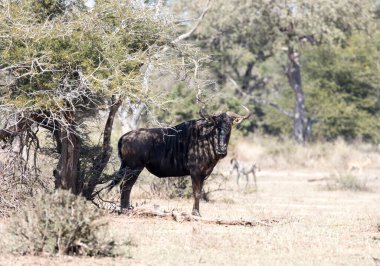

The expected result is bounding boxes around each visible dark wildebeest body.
[108,110,249,216]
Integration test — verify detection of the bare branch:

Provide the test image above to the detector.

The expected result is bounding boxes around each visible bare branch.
[227,75,294,118]
[0,117,31,142]
[172,0,211,44]
[154,0,164,18]
[264,100,294,118]
[83,98,122,199]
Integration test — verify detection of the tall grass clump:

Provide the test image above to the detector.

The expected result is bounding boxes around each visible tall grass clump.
[326,171,368,191]
[337,173,367,191]
[7,190,123,256]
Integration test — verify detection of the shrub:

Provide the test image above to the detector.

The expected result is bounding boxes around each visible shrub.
[8,190,120,256]
[326,172,368,191]
[336,173,368,191]
[0,149,55,217]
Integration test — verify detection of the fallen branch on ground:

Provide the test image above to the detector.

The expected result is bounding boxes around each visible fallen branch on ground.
[126,207,280,227]
[307,177,334,182]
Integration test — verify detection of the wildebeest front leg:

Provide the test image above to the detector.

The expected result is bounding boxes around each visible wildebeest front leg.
[244,172,249,187]
[120,168,142,211]
[236,171,241,186]
[190,174,204,216]
[253,172,257,189]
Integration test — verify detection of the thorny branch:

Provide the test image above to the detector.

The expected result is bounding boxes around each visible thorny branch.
[119,0,212,128]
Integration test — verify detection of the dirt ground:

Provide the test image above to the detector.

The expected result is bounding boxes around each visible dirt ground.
[1,167,380,266]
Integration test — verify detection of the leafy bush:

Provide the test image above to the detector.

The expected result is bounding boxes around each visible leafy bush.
[8,190,120,256]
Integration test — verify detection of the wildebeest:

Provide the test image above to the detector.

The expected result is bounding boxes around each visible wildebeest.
[107,108,250,216]
[230,158,260,188]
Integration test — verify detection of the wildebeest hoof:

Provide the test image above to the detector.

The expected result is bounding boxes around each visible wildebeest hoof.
[191,209,201,217]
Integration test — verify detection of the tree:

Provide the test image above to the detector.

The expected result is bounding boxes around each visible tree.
[302,32,380,142]
[276,0,375,143]
[0,0,184,198]
[182,0,375,143]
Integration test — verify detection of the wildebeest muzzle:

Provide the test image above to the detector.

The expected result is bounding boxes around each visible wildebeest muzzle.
[215,127,229,156]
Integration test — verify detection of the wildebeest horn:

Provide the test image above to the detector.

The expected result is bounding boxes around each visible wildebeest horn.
[226,105,251,125]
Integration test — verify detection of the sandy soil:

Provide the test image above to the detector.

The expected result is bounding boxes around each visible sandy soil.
[1,169,380,266]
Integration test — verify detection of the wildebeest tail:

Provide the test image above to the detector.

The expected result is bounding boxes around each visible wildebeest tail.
[105,137,127,192]
[105,171,123,192]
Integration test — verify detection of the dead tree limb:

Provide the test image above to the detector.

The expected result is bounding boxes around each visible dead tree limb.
[172,0,211,44]
[0,117,31,142]
[82,98,122,199]
[127,207,280,227]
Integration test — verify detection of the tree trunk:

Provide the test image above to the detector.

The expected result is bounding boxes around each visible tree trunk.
[82,99,122,199]
[241,62,254,91]
[53,115,81,194]
[287,49,307,144]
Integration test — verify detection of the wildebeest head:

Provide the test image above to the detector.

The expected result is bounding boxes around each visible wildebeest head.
[200,107,250,156]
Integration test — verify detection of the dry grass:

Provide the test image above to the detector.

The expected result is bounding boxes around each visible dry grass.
[233,136,379,172]
[1,136,380,265]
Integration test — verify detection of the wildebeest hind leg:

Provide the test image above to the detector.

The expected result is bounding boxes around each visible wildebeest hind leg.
[120,168,142,211]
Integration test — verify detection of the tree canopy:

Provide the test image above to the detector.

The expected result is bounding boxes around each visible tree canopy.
[0,0,183,195]
[172,0,378,143]
[0,0,173,116]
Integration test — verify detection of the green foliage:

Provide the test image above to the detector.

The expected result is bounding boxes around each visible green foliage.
[0,0,192,201]
[161,83,199,123]
[31,0,86,22]
[188,0,374,88]
[259,31,380,142]
[8,190,122,256]
[157,83,254,134]
[0,0,173,114]
[172,0,377,142]
[302,33,380,142]
[257,53,294,136]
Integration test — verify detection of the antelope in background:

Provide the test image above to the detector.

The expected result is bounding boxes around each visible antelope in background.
[230,157,260,188]
[347,155,372,174]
